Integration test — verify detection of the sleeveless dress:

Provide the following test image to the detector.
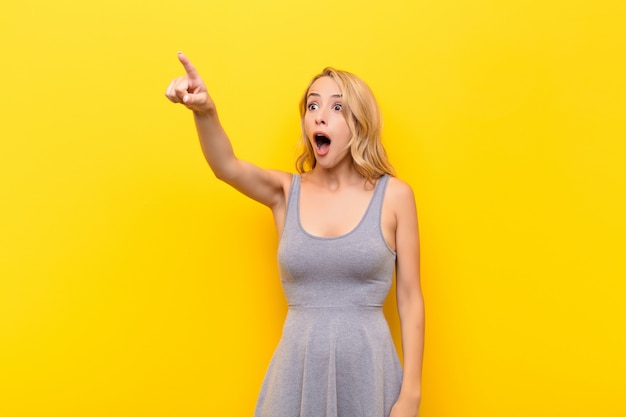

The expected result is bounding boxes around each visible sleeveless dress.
[254,174,403,417]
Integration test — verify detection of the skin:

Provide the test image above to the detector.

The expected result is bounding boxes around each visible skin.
[166,52,424,417]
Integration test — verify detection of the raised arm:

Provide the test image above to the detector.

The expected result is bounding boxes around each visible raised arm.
[165,52,290,209]
[389,179,424,417]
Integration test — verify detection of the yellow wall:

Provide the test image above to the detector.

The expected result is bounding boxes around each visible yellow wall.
[1,0,625,416]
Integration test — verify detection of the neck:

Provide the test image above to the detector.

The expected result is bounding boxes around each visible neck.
[308,162,365,190]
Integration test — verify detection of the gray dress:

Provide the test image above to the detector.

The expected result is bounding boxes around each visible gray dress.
[254,174,402,417]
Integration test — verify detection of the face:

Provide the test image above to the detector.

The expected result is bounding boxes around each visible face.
[303,76,352,170]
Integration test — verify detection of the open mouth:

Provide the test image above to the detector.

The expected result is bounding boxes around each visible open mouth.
[315,134,331,151]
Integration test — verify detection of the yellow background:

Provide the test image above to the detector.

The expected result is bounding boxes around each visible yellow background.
[1,0,625,416]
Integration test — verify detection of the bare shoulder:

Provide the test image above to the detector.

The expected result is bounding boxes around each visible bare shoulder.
[381,177,417,252]
[385,176,417,211]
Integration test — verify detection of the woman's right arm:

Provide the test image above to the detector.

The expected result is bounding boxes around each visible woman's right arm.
[165,52,289,209]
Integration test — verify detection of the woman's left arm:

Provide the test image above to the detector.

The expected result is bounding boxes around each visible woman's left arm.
[389,180,424,417]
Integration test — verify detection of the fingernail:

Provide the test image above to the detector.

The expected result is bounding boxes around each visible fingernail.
[183,95,189,103]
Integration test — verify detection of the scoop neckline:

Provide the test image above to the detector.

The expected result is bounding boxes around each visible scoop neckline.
[295,175,382,241]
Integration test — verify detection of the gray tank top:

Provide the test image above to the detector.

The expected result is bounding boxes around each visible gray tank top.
[277,174,396,308]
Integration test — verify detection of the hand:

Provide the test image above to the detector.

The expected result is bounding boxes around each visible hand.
[165,52,214,114]
[389,397,420,417]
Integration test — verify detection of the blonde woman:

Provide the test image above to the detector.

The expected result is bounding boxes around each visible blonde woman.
[166,52,424,417]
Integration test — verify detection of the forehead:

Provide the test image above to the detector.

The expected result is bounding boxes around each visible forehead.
[307,76,342,97]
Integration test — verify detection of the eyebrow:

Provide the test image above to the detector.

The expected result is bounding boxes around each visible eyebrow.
[306,92,343,99]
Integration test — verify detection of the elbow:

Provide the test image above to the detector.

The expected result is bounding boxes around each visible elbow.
[205,156,239,183]
[212,168,229,182]
[210,162,240,185]
[213,168,236,184]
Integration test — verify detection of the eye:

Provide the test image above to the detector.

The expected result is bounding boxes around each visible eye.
[307,102,319,111]
[332,103,343,111]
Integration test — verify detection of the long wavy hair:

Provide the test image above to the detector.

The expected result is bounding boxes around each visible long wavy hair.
[295,67,395,182]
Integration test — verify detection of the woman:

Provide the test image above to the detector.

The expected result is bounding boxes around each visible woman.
[166,52,424,417]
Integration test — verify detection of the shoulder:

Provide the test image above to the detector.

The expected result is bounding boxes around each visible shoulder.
[384,176,418,218]
[385,176,416,203]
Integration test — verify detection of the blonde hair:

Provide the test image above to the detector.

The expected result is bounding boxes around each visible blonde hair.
[295,67,395,181]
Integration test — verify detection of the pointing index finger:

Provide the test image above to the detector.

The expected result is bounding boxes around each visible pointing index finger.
[177,51,200,79]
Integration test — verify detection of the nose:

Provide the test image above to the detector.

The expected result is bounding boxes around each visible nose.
[315,108,328,125]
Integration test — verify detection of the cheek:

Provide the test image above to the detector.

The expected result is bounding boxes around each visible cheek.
[303,113,316,127]
[329,113,346,126]
[338,116,352,136]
